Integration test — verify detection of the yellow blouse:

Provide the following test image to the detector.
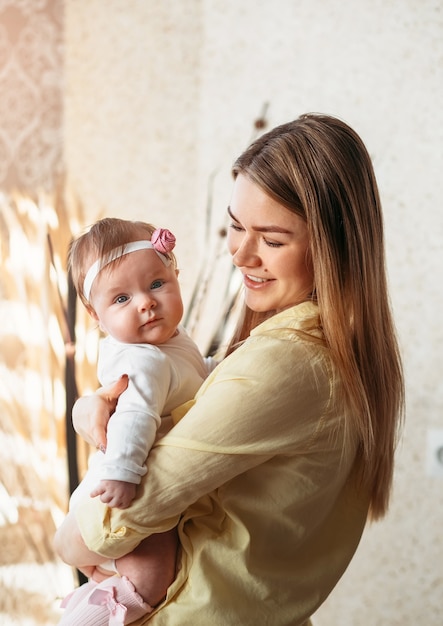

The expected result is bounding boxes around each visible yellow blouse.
[76,301,370,626]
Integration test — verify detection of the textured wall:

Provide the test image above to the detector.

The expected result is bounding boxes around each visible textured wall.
[64,0,204,305]
[63,0,442,623]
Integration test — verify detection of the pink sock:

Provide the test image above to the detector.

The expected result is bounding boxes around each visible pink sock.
[59,580,97,619]
[57,575,152,625]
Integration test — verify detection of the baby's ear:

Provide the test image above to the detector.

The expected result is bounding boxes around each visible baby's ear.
[175,268,180,278]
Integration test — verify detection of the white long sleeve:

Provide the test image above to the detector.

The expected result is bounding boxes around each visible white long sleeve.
[97,327,207,483]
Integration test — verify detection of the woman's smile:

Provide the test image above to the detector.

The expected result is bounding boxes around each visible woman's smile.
[245,274,271,283]
[243,274,274,290]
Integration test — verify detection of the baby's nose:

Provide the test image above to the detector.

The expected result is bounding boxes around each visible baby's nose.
[138,294,156,311]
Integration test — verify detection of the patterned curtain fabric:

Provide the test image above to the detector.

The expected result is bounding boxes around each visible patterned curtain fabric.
[0,0,63,193]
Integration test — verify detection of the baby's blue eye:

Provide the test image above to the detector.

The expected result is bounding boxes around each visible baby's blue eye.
[115,295,129,304]
[151,279,164,290]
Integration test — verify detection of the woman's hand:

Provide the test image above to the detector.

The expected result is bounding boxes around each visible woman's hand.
[72,375,129,450]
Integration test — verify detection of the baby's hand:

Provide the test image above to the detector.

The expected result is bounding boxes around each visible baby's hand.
[90,479,137,509]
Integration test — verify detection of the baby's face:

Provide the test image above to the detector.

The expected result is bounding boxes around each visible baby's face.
[90,249,183,345]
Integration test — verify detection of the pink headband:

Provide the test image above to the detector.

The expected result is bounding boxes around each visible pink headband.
[83,228,176,302]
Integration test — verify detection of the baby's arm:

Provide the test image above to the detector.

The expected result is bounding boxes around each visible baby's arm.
[90,479,137,509]
[97,343,169,486]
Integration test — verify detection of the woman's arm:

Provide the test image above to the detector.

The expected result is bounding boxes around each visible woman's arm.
[75,335,342,559]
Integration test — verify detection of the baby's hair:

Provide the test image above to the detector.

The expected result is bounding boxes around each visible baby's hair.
[69,217,177,309]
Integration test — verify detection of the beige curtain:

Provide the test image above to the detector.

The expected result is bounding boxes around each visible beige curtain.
[0,2,83,623]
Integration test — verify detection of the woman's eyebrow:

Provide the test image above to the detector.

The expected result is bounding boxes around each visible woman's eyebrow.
[227,206,292,234]
[227,206,238,221]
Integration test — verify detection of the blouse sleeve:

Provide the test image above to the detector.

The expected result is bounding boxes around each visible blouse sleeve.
[76,332,341,558]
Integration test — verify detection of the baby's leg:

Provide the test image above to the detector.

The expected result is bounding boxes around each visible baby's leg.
[57,531,177,624]
[115,527,179,608]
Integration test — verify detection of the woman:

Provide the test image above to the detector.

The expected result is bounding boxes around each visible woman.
[55,113,404,625]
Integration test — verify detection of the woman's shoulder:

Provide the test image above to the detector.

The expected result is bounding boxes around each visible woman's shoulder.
[219,303,330,386]
[219,302,333,403]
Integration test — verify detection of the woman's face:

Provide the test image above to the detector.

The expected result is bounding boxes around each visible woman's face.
[227,174,313,313]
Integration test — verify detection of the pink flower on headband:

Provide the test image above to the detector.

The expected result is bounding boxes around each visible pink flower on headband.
[151,228,176,255]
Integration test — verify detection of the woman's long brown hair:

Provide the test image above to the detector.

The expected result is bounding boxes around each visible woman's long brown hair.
[227,113,404,520]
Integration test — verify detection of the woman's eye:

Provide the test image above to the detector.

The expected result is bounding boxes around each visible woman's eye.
[229,222,244,232]
[264,239,283,248]
[115,295,129,304]
[151,279,164,290]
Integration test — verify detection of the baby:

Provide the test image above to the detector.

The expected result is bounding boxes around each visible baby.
[58,217,211,625]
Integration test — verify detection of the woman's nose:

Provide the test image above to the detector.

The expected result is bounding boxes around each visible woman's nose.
[231,238,261,268]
